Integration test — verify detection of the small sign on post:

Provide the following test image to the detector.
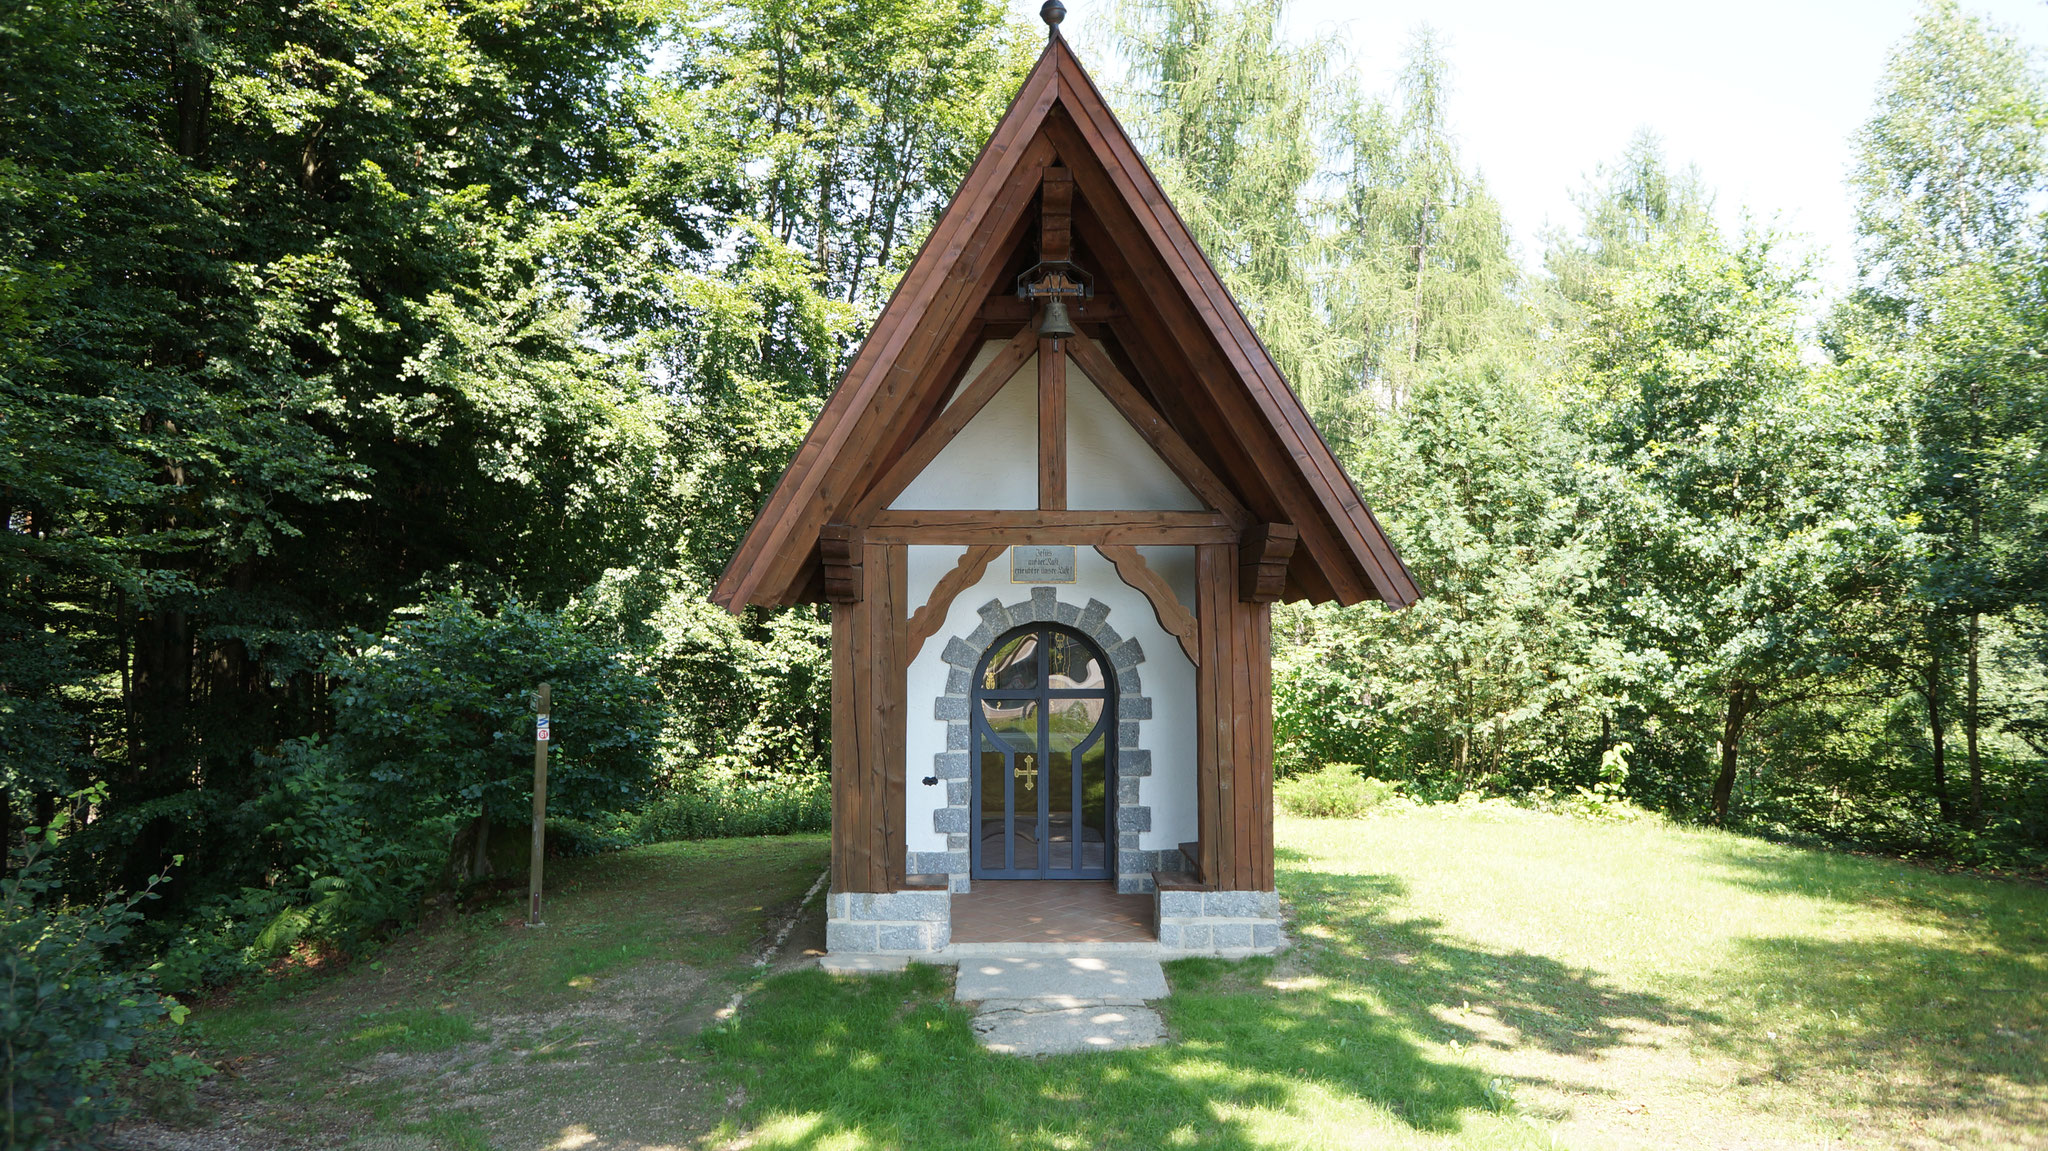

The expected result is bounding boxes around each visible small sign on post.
[529,682,550,927]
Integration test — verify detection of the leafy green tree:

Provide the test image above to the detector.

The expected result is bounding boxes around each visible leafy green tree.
[325,594,661,840]
[1543,128,1715,312]
[1851,0,2048,826]
[0,0,679,909]
[1569,231,1905,822]
[1276,361,1615,791]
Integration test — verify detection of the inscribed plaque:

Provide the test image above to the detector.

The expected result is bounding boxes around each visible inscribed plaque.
[1010,545,1077,583]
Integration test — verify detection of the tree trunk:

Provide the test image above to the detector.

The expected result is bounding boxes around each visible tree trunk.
[472,801,492,880]
[1965,611,1984,827]
[1924,640,1952,821]
[1711,683,1754,824]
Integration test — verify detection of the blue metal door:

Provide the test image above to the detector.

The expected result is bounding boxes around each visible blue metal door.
[970,623,1116,879]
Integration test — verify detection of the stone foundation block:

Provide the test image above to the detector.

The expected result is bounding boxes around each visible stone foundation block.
[826,889,953,954]
[1210,922,1254,950]
[829,890,950,922]
[826,921,878,952]
[1204,890,1281,919]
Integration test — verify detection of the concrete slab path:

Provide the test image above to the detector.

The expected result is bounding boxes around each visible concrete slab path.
[953,956,1170,1055]
[972,1003,1165,1055]
[954,956,1169,1003]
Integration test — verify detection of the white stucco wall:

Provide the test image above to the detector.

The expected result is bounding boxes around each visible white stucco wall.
[892,352,1040,510]
[903,545,1198,860]
[1067,364,1206,512]
[894,342,1205,515]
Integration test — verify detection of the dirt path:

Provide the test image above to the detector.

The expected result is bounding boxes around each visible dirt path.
[111,837,833,1151]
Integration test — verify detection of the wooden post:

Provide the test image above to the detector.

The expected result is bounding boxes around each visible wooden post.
[529,682,550,927]
[1039,336,1067,509]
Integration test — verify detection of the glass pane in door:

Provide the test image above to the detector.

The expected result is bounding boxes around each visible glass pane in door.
[1078,734,1108,872]
[979,733,1008,871]
[980,698,1037,751]
[1046,745,1073,868]
[982,633,1040,691]
[1045,632,1106,690]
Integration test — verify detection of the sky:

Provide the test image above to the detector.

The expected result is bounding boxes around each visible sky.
[1021,0,2048,295]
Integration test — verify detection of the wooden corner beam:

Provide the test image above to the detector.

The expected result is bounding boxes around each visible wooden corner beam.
[821,524,861,604]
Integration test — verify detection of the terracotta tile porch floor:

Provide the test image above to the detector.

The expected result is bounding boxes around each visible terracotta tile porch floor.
[949,880,1156,944]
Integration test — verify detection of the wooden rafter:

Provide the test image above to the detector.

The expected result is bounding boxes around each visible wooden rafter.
[853,327,1038,522]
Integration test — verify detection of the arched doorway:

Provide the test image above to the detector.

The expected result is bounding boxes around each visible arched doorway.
[970,623,1117,879]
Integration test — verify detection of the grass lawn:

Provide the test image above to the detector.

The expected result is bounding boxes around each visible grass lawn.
[148,809,2047,1150]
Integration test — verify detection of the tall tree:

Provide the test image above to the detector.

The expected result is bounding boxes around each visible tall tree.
[1570,231,1902,823]
[1,0,677,902]
[1544,128,1715,312]
[1319,32,1522,433]
[1110,0,1338,416]
[1852,0,2048,826]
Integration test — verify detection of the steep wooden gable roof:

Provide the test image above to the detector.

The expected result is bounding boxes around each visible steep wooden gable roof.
[712,30,1418,612]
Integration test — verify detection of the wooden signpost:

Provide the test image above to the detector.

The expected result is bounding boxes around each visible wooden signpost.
[529,681,550,927]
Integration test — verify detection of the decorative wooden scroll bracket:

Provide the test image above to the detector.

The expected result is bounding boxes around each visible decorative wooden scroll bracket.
[1239,523,1298,603]
[820,524,861,604]
[1094,544,1199,667]
[905,545,1006,662]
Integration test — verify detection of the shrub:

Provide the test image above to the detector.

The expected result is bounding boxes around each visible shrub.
[328,592,662,836]
[1276,764,1398,818]
[625,775,830,842]
[3,836,203,1149]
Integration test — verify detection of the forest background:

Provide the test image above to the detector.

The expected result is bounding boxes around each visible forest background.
[2,0,2045,1134]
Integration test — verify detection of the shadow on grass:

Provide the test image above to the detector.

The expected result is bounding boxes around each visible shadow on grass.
[1698,841,2048,1101]
[700,962,1503,1150]
[1281,869,1711,1060]
[700,866,1705,1149]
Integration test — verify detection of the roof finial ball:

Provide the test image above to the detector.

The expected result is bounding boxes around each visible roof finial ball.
[1041,0,1066,33]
